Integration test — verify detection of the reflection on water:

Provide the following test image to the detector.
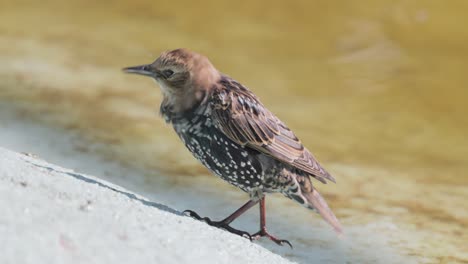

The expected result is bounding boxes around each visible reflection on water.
[0,1,467,263]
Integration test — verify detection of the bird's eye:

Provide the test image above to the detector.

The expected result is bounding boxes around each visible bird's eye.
[162,69,174,78]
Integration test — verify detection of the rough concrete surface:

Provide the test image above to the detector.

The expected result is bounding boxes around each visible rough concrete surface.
[0,147,293,264]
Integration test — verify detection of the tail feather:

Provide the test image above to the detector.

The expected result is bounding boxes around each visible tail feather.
[302,187,343,235]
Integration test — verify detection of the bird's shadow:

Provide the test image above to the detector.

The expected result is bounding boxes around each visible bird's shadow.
[23,157,182,215]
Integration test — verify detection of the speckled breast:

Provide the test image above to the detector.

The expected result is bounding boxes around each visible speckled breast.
[171,110,266,193]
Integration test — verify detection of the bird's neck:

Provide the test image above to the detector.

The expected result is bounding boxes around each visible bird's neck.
[159,67,220,123]
[159,89,211,123]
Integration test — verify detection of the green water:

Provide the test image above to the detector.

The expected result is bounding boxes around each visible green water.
[0,1,467,263]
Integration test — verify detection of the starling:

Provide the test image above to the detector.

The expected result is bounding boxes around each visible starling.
[123,48,342,247]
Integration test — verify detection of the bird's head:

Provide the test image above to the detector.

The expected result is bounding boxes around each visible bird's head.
[123,48,220,113]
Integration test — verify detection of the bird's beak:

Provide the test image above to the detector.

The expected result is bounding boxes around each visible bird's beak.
[122,64,154,77]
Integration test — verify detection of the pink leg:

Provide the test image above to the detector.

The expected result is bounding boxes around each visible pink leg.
[252,197,292,248]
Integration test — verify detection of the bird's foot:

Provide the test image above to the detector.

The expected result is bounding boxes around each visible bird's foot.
[183,210,252,240]
[252,229,293,248]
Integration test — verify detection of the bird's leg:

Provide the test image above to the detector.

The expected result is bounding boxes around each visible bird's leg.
[252,197,293,248]
[183,199,259,239]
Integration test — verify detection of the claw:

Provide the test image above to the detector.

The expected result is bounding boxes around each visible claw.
[277,239,293,249]
[183,210,200,218]
[183,209,253,240]
[183,210,214,224]
[252,230,293,249]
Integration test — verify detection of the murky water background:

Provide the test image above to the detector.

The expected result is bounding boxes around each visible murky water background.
[1,1,467,263]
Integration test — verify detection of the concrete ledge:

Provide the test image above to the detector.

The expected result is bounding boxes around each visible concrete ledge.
[0,147,292,264]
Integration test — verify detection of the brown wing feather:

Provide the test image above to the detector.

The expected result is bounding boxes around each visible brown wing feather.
[211,77,335,184]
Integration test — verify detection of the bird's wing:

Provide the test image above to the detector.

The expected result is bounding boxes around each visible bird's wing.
[210,77,335,184]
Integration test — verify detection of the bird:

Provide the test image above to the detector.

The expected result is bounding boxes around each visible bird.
[123,48,342,247]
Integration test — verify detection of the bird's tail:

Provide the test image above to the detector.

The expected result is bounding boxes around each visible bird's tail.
[300,187,343,235]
